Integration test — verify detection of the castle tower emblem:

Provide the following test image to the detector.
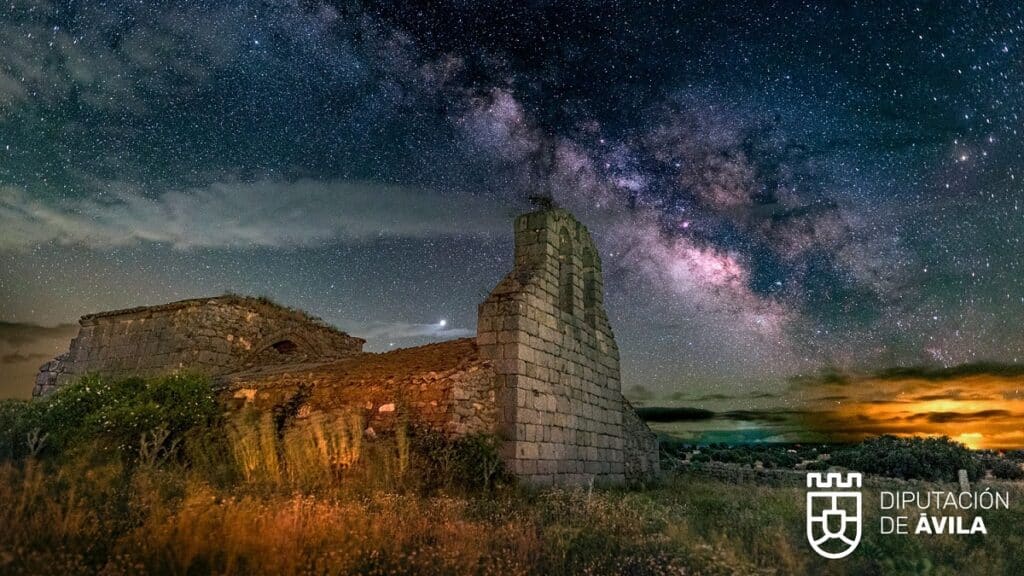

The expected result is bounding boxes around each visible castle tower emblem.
[806,472,863,559]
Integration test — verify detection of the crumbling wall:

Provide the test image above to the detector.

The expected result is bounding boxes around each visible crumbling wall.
[622,400,660,485]
[478,208,658,485]
[223,339,499,438]
[34,296,363,396]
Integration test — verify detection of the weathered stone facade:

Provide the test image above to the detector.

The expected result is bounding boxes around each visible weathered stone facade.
[35,208,659,485]
[34,296,364,397]
[478,208,659,485]
[622,399,660,485]
[224,339,499,438]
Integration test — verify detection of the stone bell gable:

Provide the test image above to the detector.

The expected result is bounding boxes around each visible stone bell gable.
[34,208,659,486]
[477,208,658,485]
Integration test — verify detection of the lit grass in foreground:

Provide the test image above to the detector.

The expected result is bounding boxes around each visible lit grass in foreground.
[1,376,1021,575]
[0,459,1022,576]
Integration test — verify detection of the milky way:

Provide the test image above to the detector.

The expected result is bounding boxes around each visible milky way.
[2,1,1023,403]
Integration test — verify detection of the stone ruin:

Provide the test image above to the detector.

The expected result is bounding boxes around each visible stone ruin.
[34,295,364,397]
[477,208,657,484]
[36,208,659,485]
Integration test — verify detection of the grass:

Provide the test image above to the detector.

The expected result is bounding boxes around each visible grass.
[1,375,1022,575]
[0,455,1021,575]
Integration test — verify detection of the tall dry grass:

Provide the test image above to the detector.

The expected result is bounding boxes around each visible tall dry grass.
[1,403,1022,575]
[1,453,1022,575]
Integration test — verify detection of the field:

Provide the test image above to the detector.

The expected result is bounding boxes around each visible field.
[1,375,1022,575]
[1,456,1022,575]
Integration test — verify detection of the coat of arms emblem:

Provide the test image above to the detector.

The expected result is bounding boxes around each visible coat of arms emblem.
[806,472,862,559]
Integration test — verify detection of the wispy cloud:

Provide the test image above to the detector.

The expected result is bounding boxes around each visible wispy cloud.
[0,180,504,251]
[355,320,474,342]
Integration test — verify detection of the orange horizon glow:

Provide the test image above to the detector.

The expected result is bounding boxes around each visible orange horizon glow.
[802,373,1024,450]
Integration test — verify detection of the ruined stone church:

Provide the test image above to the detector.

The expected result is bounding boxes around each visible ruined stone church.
[36,208,659,485]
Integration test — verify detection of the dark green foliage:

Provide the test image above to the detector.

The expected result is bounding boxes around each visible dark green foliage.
[830,435,981,481]
[0,374,219,462]
[664,441,822,470]
[0,399,32,460]
[411,430,506,491]
[989,458,1024,480]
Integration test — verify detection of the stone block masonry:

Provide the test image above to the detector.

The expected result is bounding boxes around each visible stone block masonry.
[34,295,364,396]
[34,208,659,486]
[224,338,499,439]
[478,208,659,486]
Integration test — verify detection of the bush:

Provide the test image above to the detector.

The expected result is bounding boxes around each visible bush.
[989,458,1024,480]
[830,435,981,481]
[1004,450,1024,462]
[0,399,32,460]
[410,430,506,492]
[0,374,219,462]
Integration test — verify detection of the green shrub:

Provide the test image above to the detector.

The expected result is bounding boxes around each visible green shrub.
[0,399,32,460]
[1005,450,1024,462]
[830,435,981,481]
[804,460,829,471]
[0,374,218,462]
[411,430,506,491]
[989,458,1024,480]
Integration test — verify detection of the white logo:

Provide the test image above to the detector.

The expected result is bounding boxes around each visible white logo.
[806,472,862,559]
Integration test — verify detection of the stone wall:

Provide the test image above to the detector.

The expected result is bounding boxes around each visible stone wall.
[31,209,658,488]
[478,208,658,486]
[622,400,660,485]
[222,339,499,439]
[34,296,364,396]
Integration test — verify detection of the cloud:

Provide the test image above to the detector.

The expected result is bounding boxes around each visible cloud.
[672,391,779,401]
[0,321,78,346]
[721,409,806,424]
[0,180,505,251]
[794,361,1024,449]
[355,320,474,342]
[635,406,716,422]
[0,321,78,399]
[913,389,1000,402]
[873,362,1024,381]
[790,362,1024,389]
[916,410,1015,424]
[1,352,51,364]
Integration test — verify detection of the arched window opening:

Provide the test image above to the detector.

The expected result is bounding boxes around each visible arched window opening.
[582,248,599,328]
[271,339,298,354]
[558,228,576,316]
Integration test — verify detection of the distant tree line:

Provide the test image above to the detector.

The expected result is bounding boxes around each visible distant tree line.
[662,435,1024,482]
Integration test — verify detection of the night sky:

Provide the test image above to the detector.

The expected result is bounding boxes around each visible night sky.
[2,1,1023,444]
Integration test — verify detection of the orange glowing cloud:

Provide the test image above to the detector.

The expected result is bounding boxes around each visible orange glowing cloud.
[795,364,1024,450]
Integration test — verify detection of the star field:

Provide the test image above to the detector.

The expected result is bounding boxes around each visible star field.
[2,1,1024,405]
